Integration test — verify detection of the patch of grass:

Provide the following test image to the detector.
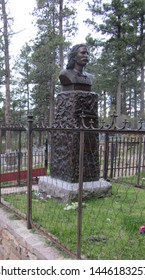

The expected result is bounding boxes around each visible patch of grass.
[3,183,145,259]
[116,172,145,185]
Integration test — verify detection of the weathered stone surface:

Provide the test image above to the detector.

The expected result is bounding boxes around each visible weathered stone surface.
[51,90,100,183]
[0,245,5,260]
[38,177,112,203]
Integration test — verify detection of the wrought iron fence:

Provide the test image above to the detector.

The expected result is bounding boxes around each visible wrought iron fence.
[99,134,145,181]
[1,114,145,259]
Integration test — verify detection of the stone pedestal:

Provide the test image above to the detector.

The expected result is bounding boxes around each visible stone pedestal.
[38,88,112,201]
[38,177,112,203]
[51,90,100,183]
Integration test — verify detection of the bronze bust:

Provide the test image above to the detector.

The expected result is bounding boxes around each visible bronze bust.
[59,44,94,91]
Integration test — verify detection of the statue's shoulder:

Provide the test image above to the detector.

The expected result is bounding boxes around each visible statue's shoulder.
[59,69,95,86]
[84,72,95,83]
[59,69,75,85]
[59,69,73,77]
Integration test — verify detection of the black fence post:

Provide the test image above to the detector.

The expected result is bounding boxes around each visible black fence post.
[45,138,48,171]
[17,130,22,186]
[103,133,109,180]
[77,129,84,259]
[110,140,114,179]
[137,135,142,186]
[27,113,33,229]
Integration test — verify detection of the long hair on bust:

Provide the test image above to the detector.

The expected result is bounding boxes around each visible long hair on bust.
[66,44,88,69]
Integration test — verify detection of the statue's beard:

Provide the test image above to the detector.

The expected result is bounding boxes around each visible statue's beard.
[76,60,88,67]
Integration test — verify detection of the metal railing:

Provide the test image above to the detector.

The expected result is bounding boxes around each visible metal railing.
[1,113,145,259]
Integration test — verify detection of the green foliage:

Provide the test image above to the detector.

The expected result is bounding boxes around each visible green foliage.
[10,0,145,121]
[12,43,33,120]
[11,0,78,121]
[30,0,78,120]
[86,0,145,119]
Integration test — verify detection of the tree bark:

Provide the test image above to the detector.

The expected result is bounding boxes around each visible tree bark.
[140,14,145,118]
[1,0,11,151]
[59,0,64,68]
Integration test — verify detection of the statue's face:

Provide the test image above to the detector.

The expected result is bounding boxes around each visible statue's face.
[74,46,89,67]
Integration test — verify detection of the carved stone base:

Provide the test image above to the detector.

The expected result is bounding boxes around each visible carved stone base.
[38,176,112,203]
[51,90,99,183]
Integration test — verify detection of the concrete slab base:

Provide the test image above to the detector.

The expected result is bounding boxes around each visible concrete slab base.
[38,176,112,202]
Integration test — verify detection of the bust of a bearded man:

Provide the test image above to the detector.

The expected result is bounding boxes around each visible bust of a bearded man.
[59,44,94,91]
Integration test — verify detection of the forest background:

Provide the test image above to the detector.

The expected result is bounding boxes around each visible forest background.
[0,0,145,149]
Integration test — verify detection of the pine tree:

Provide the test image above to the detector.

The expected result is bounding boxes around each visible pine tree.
[31,0,78,124]
[86,0,145,121]
[126,0,145,119]
[12,43,33,119]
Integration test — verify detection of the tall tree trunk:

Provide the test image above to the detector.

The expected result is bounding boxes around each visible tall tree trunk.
[140,60,144,118]
[134,66,138,128]
[116,70,121,117]
[103,91,106,119]
[140,14,145,118]
[49,4,56,127]
[59,0,64,68]
[49,78,55,126]
[116,15,122,123]
[116,68,122,128]
[1,0,11,151]
[26,70,30,114]
[129,89,131,117]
